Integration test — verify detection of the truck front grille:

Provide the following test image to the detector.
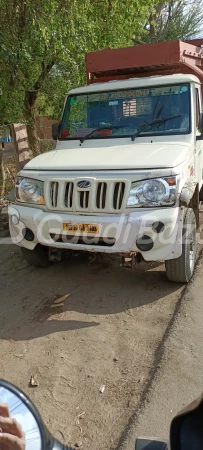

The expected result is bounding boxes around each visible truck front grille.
[45,178,128,213]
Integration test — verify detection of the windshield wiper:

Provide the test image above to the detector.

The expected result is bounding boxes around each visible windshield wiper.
[80,125,128,143]
[131,115,182,141]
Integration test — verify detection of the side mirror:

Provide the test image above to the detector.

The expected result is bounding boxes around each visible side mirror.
[135,438,168,449]
[0,379,72,449]
[198,112,203,135]
[52,123,61,140]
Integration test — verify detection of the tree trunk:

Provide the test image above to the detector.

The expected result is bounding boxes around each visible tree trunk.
[24,91,40,157]
[23,61,55,157]
[26,120,40,157]
[0,147,6,199]
[149,13,157,43]
[148,1,166,43]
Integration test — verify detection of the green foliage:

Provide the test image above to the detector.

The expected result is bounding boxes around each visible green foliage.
[3,0,201,130]
[0,0,156,125]
[39,138,56,153]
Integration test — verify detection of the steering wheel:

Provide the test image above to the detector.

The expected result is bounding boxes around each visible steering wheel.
[91,120,114,128]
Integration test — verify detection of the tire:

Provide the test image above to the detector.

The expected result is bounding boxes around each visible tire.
[165,208,196,283]
[21,244,49,267]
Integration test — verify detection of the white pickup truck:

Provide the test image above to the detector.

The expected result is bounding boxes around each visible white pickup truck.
[9,40,203,283]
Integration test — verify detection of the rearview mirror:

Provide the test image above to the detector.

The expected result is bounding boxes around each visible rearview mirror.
[0,379,68,449]
[135,438,168,449]
[52,123,60,140]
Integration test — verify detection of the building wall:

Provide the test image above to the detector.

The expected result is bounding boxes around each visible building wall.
[35,116,59,140]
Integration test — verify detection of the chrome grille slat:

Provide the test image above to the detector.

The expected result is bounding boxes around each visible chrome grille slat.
[65,182,74,208]
[50,182,59,208]
[79,191,83,208]
[83,192,86,209]
[99,183,103,209]
[116,183,122,210]
[96,182,107,210]
[78,190,89,209]
[113,182,125,210]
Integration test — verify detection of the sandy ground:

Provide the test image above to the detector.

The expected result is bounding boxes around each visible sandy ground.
[0,238,185,449]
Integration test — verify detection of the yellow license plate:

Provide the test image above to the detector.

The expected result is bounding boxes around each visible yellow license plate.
[63,223,99,234]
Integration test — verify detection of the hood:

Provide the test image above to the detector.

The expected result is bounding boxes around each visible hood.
[25,141,190,171]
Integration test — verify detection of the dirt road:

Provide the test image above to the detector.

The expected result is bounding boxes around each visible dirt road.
[120,248,203,450]
[0,237,186,449]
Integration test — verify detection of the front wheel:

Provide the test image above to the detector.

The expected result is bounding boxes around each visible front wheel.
[165,208,197,283]
[21,244,50,267]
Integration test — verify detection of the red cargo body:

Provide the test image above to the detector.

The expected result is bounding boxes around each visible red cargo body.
[86,39,203,93]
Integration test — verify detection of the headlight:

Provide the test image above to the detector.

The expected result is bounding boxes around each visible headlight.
[16,177,45,204]
[127,177,178,208]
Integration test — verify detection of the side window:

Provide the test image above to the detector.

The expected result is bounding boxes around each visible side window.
[196,88,200,130]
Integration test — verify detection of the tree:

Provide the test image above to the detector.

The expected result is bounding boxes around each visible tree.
[0,0,156,154]
[134,1,203,44]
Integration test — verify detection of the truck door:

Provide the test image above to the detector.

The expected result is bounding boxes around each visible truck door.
[195,85,203,187]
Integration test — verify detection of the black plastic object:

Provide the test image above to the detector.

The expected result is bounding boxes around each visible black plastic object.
[136,235,154,251]
[52,123,60,140]
[170,394,203,450]
[0,379,74,450]
[152,222,165,234]
[22,227,35,241]
[198,112,203,134]
[135,438,168,449]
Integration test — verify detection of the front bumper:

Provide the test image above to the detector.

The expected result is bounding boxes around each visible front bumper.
[8,204,184,261]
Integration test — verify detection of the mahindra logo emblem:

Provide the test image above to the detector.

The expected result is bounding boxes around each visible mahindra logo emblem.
[77,180,92,189]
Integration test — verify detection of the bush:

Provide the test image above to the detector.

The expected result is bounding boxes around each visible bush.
[39,139,56,153]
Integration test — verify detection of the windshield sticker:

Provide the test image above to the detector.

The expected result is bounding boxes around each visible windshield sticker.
[99,89,149,101]
[180,86,188,92]
[70,97,76,105]
[151,86,182,96]
[108,101,118,105]
[76,85,188,105]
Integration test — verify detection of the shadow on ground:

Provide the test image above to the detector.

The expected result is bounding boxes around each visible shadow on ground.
[0,247,182,341]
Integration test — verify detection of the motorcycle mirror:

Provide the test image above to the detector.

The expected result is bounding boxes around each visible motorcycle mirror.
[0,379,72,450]
[135,438,167,449]
[170,393,203,450]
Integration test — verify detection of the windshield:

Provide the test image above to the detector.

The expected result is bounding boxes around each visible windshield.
[60,83,191,140]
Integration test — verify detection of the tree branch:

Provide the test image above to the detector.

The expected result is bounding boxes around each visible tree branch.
[132,39,145,45]
[33,60,55,93]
